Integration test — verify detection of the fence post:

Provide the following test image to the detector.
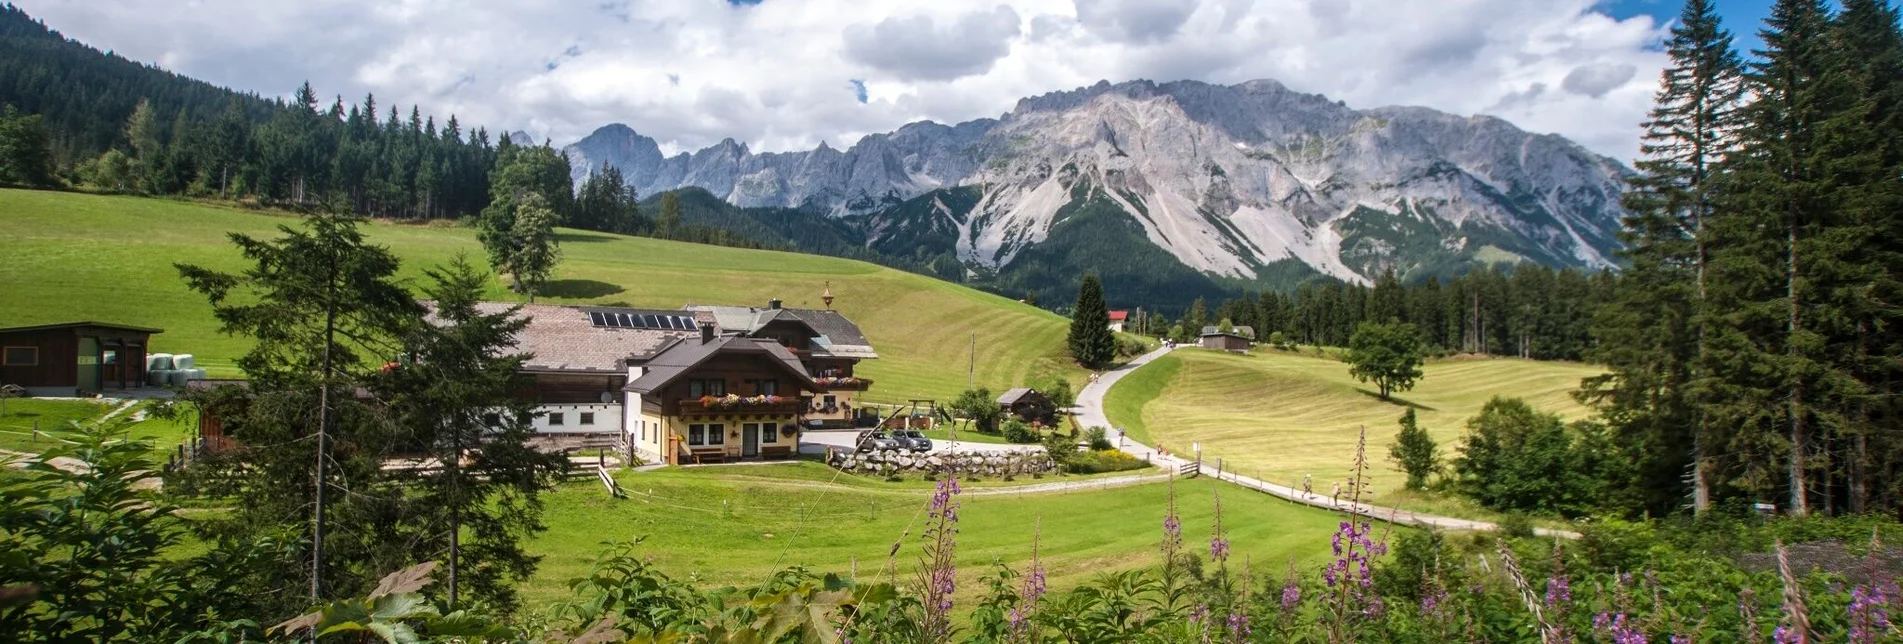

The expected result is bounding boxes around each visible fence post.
[1217,457,1223,478]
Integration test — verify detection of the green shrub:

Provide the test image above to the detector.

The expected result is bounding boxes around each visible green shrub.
[1498,513,1536,540]
[1001,419,1040,443]
[1085,426,1113,451]
[1065,449,1149,474]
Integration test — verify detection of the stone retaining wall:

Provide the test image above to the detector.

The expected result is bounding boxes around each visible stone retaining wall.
[826,448,1056,478]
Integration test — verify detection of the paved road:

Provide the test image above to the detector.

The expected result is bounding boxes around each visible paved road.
[1076,346,1577,538]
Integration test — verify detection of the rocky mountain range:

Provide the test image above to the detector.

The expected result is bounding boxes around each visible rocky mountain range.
[562,79,1630,304]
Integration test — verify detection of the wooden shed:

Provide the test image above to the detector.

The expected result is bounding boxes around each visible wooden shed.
[1198,329,1253,353]
[998,387,1057,426]
[0,321,162,396]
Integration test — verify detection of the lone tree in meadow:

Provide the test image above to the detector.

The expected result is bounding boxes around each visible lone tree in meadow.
[1067,274,1116,368]
[1389,408,1439,490]
[1346,320,1425,400]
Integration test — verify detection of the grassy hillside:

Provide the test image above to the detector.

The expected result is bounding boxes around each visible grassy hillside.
[1106,348,1602,503]
[524,463,1346,607]
[0,189,1080,402]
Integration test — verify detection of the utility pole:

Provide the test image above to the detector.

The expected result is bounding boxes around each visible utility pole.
[967,333,975,389]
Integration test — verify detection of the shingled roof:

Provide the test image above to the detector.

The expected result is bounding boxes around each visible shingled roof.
[623,335,820,394]
[455,302,697,374]
[685,304,878,359]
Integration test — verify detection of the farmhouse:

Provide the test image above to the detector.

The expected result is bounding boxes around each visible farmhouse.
[0,321,161,396]
[1198,326,1254,353]
[1107,310,1129,333]
[998,387,1057,425]
[481,298,878,465]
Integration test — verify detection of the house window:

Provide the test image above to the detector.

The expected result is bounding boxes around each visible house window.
[2,347,36,367]
[580,412,596,426]
[688,423,726,446]
[747,379,779,396]
[102,349,118,365]
[548,412,565,426]
[761,424,779,444]
[688,379,725,398]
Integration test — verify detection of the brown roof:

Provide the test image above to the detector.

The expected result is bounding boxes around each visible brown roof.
[998,387,1046,405]
[0,321,163,335]
[462,302,696,374]
[623,335,821,394]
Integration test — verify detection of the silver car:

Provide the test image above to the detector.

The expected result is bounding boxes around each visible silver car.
[857,430,904,452]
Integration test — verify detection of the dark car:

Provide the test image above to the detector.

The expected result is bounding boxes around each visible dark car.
[895,429,933,452]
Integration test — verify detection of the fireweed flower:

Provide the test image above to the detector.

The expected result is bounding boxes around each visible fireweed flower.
[1281,576,1302,612]
[1546,574,1572,608]
[1595,612,1646,644]
[918,477,962,642]
[1849,582,1895,643]
[1226,612,1251,638]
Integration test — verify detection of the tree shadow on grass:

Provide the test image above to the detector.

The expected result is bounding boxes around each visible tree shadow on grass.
[555,231,617,244]
[1354,389,1437,412]
[539,279,625,299]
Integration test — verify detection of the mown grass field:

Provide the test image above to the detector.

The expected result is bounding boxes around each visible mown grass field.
[0,189,1081,402]
[522,462,1349,607]
[0,397,195,456]
[1105,347,1602,504]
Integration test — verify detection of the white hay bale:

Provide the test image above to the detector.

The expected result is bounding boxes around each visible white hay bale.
[172,354,195,370]
[147,369,173,387]
[168,370,190,387]
[148,354,174,371]
[187,368,206,382]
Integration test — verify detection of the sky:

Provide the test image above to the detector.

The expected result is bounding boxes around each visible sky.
[16,0,1778,162]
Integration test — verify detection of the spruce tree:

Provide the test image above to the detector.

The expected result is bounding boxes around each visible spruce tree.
[1712,0,1859,515]
[1585,0,1745,515]
[1389,408,1439,491]
[1068,274,1116,368]
[1829,0,1903,512]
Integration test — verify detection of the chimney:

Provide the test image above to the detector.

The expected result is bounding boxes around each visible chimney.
[767,298,782,310]
[699,322,715,344]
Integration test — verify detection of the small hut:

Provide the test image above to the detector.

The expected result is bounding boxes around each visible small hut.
[998,387,1056,425]
[1198,325,1254,353]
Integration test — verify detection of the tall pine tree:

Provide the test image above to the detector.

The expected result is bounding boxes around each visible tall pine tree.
[1585,0,1745,515]
[1068,274,1116,369]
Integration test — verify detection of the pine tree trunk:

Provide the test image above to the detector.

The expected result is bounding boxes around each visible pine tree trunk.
[1788,216,1809,517]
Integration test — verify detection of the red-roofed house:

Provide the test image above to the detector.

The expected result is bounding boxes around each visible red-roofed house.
[1107,310,1130,333]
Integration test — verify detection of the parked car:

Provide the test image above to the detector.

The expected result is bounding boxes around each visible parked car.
[856,430,903,452]
[895,429,933,452]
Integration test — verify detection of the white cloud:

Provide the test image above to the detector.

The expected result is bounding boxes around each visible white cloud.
[844,6,1022,81]
[12,0,1669,161]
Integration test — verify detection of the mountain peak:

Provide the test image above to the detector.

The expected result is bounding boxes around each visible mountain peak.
[563,77,1628,293]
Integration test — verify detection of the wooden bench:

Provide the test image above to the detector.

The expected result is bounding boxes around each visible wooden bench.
[761,445,795,460]
[689,449,727,464]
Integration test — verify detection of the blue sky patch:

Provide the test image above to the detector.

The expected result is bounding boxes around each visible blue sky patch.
[849,79,867,104]
[1595,0,1772,54]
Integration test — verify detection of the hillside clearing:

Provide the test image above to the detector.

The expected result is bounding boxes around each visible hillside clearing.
[0,189,1083,402]
[1105,348,1602,504]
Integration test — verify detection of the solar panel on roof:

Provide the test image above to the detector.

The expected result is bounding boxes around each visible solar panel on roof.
[589,312,607,327]
[637,314,654,328]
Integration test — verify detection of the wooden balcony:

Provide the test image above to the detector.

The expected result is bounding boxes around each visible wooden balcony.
[677,396,803,416]
[811,376,873,391]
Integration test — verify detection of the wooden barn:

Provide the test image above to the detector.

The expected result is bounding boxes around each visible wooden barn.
[0,321,162,396]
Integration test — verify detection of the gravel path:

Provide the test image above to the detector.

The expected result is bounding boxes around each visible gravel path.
[1077,346,1578,538]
